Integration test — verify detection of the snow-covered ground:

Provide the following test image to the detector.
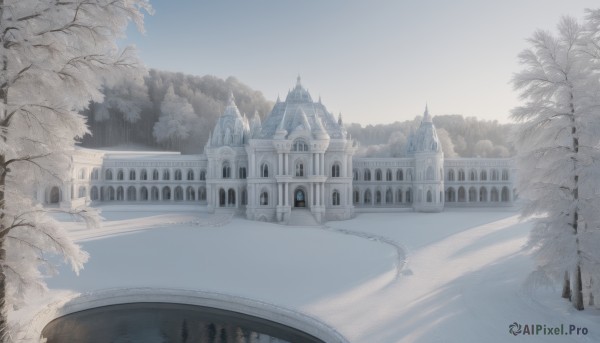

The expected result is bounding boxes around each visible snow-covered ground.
[27,206,600,342]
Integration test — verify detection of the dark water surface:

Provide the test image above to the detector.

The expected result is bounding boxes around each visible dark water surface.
[42,302,325,343]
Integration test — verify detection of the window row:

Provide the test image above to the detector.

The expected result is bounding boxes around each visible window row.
[84,185,207,202]
[96,168,207,181]
[353,168,414,182]
[353,188,414,205]
[446,168,509,182]
[445,186,513,202]
[221,162,343,179]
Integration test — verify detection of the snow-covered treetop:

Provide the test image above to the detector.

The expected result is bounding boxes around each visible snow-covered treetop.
[407,105,442,155]
[259,77,345,139]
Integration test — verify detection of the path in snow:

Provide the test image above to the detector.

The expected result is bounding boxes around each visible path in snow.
[309,214,600,343]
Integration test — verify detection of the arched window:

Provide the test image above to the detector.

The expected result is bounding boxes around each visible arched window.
[292,139,309,151]
[332,163,341,178]
[219,189,226,206]
[163,169,170,180]
[469,187,477,202]
[353,169,359,181]
[140,187,148,201]
[151,187,159,201]
[296,162,304,177]
[222,162,231,179]
[260,191,269,206]
[426,190,432,203]
[78,168,86,180]
[116,186,124,201]
[396,189,403,203]
[105,169,113,180]
[375,190,382,204]
[186,186,196,201]
[152,169,159,180]
[364,190,372,204]
[447,169,455,181]
[396,169,403,181]
[426,166,434,180]
[198,187,207,201]
[491,169,499,181]
[90,186,99,200]
[91,169,99,180]
[446,188,456,202]
[501,169,509,181]
[241,189,247,205]
[174,169,182,181]
[140,169,147,180]
[129,169,136,181]
[239,167,247,179]
[199,170,206,181]
[386,169,392,181]
[228,189,236,205]
[501,187,510,202]
[332,190,340,206]
[406,188,412,203]
[107,186,115,201]
[407,169,413,181]
[261,163,269,178]
[78,186,86,198]
[480,170,487,181]
[458,187,466,202]
[174,186,184,201]
[479,187,488,202]
[162,186,171,201]
[458,169,465,181]
[386,189,393,203]
[491,187,499,201]
[364,169,371,181]
[469,169,477,181]
[353,190,360,204]
[375,169,382,181]
[117,169,124,181]
[187,169,194,180]
[127,186,136,201]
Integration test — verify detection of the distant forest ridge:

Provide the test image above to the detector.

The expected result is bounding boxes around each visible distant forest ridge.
[81,69,514,157]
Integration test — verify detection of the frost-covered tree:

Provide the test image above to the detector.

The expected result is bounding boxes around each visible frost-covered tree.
[0,0,151,340]
[512,14,600,310]
[153,84,198,151]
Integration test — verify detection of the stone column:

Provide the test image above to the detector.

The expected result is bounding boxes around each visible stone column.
[320,154,325,176]
[284,183,288,206]
[278,153,283,176]
[284,154,289,175]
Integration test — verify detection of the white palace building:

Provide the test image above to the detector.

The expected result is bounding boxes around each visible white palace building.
[37,77,516,223]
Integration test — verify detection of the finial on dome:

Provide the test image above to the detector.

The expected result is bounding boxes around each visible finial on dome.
[296,74,302,87]
[228,91,235,105]
[338,112,343,125]
[423,103,431,122]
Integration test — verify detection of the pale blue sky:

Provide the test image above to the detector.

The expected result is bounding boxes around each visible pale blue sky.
[125,1,599,125]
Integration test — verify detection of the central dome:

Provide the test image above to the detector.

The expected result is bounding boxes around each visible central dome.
[258,77,345,139]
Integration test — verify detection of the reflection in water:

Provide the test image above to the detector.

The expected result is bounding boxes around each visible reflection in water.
[42,303,324,343]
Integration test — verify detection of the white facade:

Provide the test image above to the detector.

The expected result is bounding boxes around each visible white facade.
[38,78,516,223]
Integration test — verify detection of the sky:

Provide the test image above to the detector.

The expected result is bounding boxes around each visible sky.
[125,0,600,125]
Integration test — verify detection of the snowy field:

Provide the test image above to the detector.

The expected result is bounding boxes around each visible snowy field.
[27,206,600,342]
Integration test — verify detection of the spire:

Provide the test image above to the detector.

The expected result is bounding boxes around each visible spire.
[276,94,281,103]
[338,112,343,125]
[296,74,302,88]
[423,103,431,122]
[228,91,235,106]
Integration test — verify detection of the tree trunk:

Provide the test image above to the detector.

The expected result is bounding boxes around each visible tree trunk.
[562,271,571,299]
[573,265,584,310]
[570,95,584,311]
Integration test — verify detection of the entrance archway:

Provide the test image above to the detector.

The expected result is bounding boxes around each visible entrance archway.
[49,186,60,204]
[294,188,306,208]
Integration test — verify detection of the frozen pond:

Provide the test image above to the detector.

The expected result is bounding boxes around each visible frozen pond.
[42,302,324,343]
